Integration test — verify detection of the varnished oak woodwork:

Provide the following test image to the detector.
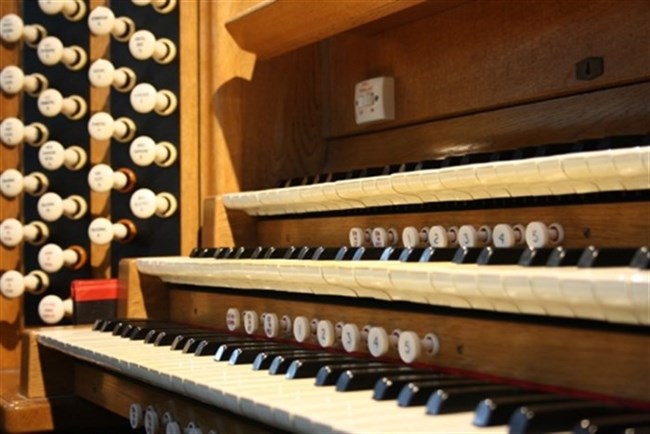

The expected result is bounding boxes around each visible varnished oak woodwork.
[169,287,650,405]
[255,201,650,249]
[325,82,650,172]
[327,0,650,136]
[19,329,74,399]
[224,0,433,59]
[75,363,276,434]
[117,258,168,320]
[0,0,23,372]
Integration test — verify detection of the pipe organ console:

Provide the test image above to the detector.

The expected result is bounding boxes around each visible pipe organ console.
[1,0,649,433]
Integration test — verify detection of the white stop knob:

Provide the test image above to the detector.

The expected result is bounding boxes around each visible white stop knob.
[38,295,73,324]
[129,136,177,167]
[0,169,48,197]
[37,192,87,221]
[37,88,87,120]
[129,30,176,64]
[132,0,177,13]
[88,218,131,245]
[0,118,49,147]
[0,218,49,247]
[39,141,87,171]
[1,270,49,299]
[144,405,160,434]
[38,243,81,273]
[0,14,24,43]
[493,223,525,248]
[348,227,366,247]
[37,36,87,70]
[88,164,131,192]
[166,422,181,434]
[88,59,136,91]
[38,0,86,21]
[88,112,136,142]
[130,188,177,219]
[130,83,177,116]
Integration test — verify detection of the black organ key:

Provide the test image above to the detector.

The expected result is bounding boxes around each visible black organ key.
[399,247,434,262]
[110,319,165,336]
[153,330,218,346]
[518,248,555,267]
[253,349,316,371]
[268,352,336,375]
[372,373,458,400]
[115,321,177,338]
[630,246,650,269]
[312,246,348,260]
[426,384,525,415]
[128,323,189,340]
[93,317,135,331]
[232,246,263,259]
[215,247,234,258]
[452,247,483,264]
[578,246,641,268]
[214,341,271,361]
[171,333,229,350]
[508,401,632,434]
[286,356,368,379]
[315,362,387,386]
[335,366,417,392]
[477,247,525,265]
[573,413,650,434]
[397,379,486,407]
[228,344,300,365]
[546,247,583,267]
[473,394,574,427]
[193,336,256,356]
[143,327,205,344]
[426,248,459,262]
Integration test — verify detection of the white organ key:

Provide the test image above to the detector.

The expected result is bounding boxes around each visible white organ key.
[130,188,177,219]
[37,36,87,70]
[492,223,525,248]
[0,270,49,299]
[0,117,49,147]
[88,6,135,41]
[0,14,47,46]
[88,112,137,142]
[88,164,136,193]
[428,225,458,248]
[38,295,73,324]
[1,65,48,95]
[129,30,176,64]
[130,83,177,115]
[38,140,87,171]
[130,136,177,167]
[38,0,86,21]
[132,0,177,14]
[525,221,565,249]
[0,169,48,197]
[37,192,87,221]
[458,224,492,247]
[88,217,137,245]
[0,218,49,247]
[37,88,87,120]
[38,243,87,273]
[398,331,440,363]
[88,59,136,92]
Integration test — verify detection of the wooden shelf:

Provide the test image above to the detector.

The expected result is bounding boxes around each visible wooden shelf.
[225,0,435,59]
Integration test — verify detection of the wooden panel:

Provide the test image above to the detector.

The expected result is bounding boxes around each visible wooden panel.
[325,82,650,172]
[170,288,650,404]
[255,201,650,250]
[75,363,275,434]
[117,259,168,320]
[19,329,74,399]
[225,0,435,59]
[0,0,22,372]
[327,0,650,137]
